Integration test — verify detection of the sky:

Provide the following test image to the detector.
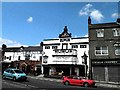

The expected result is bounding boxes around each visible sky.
[1,2,119,47]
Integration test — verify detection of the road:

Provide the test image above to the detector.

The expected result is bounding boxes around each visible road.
[1,76,119,90]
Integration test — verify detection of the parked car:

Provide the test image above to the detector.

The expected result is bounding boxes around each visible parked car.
[2,68,27,81]
[62,76,95,87]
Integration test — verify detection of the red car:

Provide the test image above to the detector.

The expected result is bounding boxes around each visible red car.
[62,76,95,87]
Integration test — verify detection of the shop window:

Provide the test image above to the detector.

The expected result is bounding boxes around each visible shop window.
[95,46,108,55]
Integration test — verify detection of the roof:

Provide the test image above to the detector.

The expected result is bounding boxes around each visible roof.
[3,46,43,52]
[88,18,120,29]
[89,22,120,29]
[59,26,72,38]
[23,46,43,51]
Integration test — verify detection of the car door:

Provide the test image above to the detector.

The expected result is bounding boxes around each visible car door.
[66,76,74,84]
[72,77,83,85]
[9,70,15,79]
[78,78,84,86]
[4,69,10,78]
[72,76,79,85]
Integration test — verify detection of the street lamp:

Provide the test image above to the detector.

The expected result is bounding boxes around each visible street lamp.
[41,51,45,74]
[81,52,88,78]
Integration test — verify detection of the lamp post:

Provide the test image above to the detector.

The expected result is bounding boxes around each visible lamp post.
[41,51,45,74]
[81,52,88,78]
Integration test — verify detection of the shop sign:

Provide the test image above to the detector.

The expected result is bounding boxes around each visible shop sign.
[92,60,120,65]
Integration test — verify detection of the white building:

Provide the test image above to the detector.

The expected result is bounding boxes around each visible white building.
[2,46,43,74]
[42,26,89,76]
[3,46,42,63]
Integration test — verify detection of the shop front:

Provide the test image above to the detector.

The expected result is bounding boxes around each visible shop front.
[43,64,85,77]
[92,59,120,83]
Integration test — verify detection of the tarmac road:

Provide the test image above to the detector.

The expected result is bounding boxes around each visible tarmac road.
[1,75,120,90]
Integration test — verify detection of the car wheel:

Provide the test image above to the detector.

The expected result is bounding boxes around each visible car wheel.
[84,82,89,87]
[2,75,6,80]
[13,77,16,81]
[64,81,69,85]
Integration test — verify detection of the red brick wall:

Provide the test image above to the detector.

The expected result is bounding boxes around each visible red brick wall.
[13,60,41,74]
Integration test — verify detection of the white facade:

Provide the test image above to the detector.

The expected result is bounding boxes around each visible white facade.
[42,37,89,76]
[3,51,42,63]
[41,26,89,76]
[43,37,89,65]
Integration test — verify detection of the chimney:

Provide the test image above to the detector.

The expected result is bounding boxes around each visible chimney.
[117,18,120,23]
[88,16,91,25]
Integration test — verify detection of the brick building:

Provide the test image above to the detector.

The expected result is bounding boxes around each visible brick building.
[2,45,43,75]
[89,16,120,83]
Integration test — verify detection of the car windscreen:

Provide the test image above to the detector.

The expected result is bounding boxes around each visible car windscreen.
[14,70,24,73]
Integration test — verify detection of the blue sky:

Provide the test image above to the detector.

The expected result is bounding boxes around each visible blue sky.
[1,2,119,46]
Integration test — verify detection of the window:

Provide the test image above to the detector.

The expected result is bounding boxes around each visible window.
[62,44,68,49]
[45,46,50,49]
[10,70,15,74]
[72,45,78,48]
[5,69,10,73]
[60,38,70,42]
[18,56,21,60]
[80,45,87,48]
[14,70,24,73]
[96,29,104,37]
[95,46,108,55]
[52,46,58,49]
[39,56,42,61]
[115,46,120,55]
[9,56,11,60]
[25,54,30,60]
[113,28,120,36]
[4,56,6,60]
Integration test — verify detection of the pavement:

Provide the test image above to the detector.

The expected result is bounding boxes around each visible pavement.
[27,75,120,89]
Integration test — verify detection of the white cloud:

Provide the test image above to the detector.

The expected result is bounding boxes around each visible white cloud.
[79,3,93,16]
[0,37,27,47]
[27,16,33,23]
[112,13,118,18]
[90,10,104,22]
[79,3,104,22]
